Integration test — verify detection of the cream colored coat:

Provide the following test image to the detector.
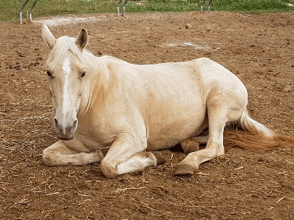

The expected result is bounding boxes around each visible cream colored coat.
[41,24,279,178]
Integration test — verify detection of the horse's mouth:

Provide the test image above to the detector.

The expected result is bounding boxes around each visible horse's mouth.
[53,119,78,141]
[56,135,74,141]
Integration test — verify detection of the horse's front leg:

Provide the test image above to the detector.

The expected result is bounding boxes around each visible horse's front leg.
[42,141,105,166]
[100,136,165,178]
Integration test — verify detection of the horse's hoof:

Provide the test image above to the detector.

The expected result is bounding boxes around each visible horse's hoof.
[180,139,199,154]
[153,152,166,165]
[174,164,194,176]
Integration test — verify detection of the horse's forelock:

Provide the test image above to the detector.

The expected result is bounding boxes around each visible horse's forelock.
[47,36,85,71]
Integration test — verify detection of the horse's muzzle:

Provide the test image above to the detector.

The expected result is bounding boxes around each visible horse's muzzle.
[53,118,78,141]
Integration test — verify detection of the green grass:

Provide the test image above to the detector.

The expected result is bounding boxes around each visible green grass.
[0,0,294,22]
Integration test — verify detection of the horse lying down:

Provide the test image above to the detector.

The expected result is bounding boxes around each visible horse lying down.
[41,24,294,178]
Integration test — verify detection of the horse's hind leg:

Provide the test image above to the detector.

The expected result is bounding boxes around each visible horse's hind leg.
[175,87,246,176]
[175,103,233,176]
[42,141,105,166]
[180,117,208,154]
[180,136,208,154]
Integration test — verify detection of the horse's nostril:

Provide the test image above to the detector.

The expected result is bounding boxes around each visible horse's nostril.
[53,117,77,140]
[54,118,58,126]
[72,119,78,130]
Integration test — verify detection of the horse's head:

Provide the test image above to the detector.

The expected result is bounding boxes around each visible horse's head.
[42,24,88,140]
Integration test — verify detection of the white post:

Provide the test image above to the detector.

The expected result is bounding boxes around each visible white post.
[123,7,126,16]
[19,0,30,25]
[20,12,23,25]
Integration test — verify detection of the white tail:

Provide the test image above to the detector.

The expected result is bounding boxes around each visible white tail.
[239,110,276,138]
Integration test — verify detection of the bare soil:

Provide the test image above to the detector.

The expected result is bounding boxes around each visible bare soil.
[1,11,294,219]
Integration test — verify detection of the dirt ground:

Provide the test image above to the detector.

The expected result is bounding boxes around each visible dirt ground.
[1,11,294,219]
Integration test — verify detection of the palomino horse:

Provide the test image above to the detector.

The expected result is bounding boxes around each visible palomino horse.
[41,24,293,178]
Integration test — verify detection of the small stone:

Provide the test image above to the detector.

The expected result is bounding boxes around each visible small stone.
[283,85,292,92]
[185,24,192,29]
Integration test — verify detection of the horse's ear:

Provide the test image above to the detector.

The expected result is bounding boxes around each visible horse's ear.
[76,29,88,50]
[42,23,56,50]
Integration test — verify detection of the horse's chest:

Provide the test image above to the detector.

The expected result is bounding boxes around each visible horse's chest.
[75,118,117,150]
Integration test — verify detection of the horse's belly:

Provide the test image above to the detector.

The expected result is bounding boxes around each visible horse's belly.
[146,103,206,151]
[146,121,206,150]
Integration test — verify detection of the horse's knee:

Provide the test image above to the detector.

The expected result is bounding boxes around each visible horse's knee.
[42,148,57,166]
[100,159,119,179]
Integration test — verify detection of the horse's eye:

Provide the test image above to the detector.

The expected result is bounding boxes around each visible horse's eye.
[46,70,54,78]
[80,71,86,79]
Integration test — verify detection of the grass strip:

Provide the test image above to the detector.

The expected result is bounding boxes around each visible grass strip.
[0,0,293,22]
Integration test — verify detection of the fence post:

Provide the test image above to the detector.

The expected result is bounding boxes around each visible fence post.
[18,0,38,24]
[20,11,23,25]
[29,0,38,22]
[19,0,30,24]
